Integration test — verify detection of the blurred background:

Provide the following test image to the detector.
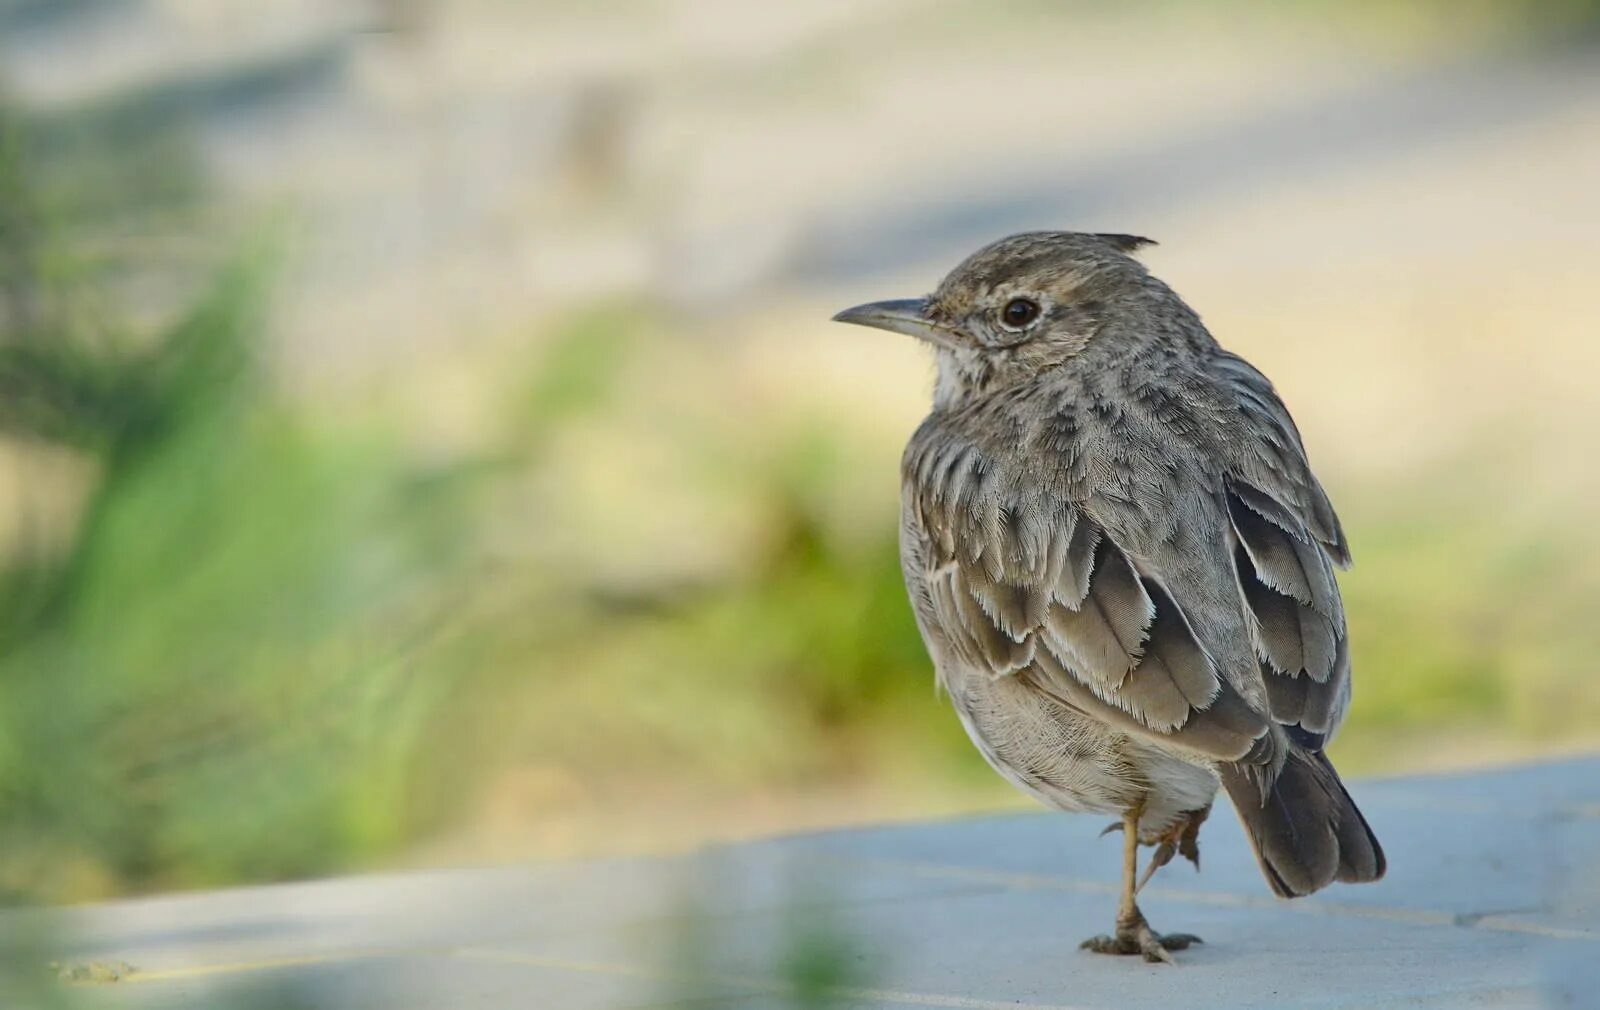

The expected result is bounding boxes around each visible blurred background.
[0,0,1597,907]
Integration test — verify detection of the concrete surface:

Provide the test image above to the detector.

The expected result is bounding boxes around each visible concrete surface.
[10,757,1599,1009]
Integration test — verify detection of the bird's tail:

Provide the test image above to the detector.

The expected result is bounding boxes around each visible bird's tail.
[1220,746,1385,898]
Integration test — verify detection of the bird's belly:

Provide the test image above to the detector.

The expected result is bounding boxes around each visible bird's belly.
[943,665,1218,831]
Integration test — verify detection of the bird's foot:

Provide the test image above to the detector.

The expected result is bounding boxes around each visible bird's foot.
[1079,918,1201,965]
[1135,805,1210,892]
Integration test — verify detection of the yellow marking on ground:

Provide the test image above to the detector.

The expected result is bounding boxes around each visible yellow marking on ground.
[103,948,422,984]
[451,947,1099,1010]
[1470,916,1600,942]
[54,960,136,986]
[95,943,1096,1009]
[828,855,1599,940]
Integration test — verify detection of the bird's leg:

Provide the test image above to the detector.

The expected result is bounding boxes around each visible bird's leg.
[1116,804,1141,925]
[1080,803,1203,964]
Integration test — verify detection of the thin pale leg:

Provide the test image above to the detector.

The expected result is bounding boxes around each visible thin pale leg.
[1079,805,1203,964]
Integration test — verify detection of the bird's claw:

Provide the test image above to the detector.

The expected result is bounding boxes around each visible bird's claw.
[1080,925,1201,965]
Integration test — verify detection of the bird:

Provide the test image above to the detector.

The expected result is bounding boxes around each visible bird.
[832,231,1385,963]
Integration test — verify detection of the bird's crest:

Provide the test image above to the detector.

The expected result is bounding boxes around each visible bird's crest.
[1093,233,1157,255]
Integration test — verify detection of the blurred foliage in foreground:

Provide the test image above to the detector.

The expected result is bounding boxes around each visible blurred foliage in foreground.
[0,96,472,899]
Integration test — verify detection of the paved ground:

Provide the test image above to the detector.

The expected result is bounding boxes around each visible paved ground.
[11,758,1598,1009]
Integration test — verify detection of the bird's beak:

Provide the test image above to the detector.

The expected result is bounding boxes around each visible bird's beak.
[831,298,955,348]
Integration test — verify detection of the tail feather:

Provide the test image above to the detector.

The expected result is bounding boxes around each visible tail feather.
[1221,746,1385,898]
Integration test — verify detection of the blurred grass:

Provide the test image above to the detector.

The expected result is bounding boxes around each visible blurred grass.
[931,0,1600,48]
[1335,458,1600,769]
[0,90,490,901]
[658,863,880,1008]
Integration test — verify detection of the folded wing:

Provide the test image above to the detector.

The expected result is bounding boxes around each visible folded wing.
[901,433,1279,772]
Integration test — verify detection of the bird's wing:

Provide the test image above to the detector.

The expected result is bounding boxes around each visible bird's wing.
[1211,351,1352,745]
[902,430,1277,769]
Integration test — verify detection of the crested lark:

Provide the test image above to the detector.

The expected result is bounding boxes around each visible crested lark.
[834,232,1385,963]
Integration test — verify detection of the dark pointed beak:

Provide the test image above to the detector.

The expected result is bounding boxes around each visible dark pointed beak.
[831,298,954,347]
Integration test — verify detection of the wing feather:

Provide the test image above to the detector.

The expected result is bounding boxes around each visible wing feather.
[903,423,1269,762]
[1214,354,1354,746]
[1213,352,1350,566]
[1140,580,1224,708]
[901,346,1357,773]
[1038,538,1152,691]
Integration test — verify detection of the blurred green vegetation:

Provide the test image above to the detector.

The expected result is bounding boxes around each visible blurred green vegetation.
[1336,457,1600,765]
[659,867,879,1008]
[0,92,471,899]
[945,0,1600,44]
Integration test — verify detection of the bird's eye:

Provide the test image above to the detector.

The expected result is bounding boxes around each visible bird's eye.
[1000,297,1041,329]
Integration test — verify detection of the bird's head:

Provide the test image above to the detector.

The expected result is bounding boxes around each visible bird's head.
[833,231,1161,405]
